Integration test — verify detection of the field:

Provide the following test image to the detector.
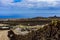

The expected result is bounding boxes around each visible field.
[0,16,60,40]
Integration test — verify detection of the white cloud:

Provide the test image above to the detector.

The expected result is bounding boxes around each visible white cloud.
[27,0,55,2]
[0,0,60,8]
[0,0,13,4]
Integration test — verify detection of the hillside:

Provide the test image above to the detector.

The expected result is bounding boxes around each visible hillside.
[8,20,60,40]
[33,20,60,40]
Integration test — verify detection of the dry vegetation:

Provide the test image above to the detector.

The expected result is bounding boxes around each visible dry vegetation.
[8,20,60,40]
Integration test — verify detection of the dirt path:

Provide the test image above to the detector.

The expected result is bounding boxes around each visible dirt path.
[0,30,9,40]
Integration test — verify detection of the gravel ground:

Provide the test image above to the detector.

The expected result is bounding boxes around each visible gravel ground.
[0,30,9,40]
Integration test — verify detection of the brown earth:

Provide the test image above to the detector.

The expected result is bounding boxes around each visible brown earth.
[0,30,9,40]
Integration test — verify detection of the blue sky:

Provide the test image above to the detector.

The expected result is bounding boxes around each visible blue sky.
[0,0,60,18]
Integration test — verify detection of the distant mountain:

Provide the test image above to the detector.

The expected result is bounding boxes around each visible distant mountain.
[48,15,60,19]
[32,17,47,19]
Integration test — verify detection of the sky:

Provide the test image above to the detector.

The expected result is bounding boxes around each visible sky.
[0,0,60,18]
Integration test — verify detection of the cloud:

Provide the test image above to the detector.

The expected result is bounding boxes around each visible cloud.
[0,0,60,8]
[25,0,60,7]
[0,0,13,4]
